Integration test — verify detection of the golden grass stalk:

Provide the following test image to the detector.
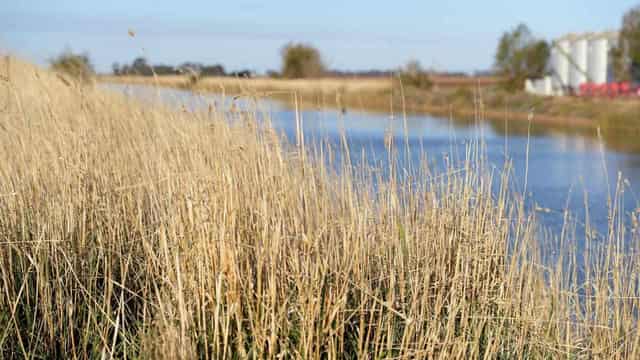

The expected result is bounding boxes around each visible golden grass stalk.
[1,58,639,358]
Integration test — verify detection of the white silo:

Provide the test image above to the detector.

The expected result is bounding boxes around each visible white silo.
[570,36,588,90]
[543,76,552,95]
[551,38,571,92]
[588,35,608,84]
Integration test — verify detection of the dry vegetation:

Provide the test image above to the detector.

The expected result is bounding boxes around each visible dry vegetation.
[102,74,640,133]
[2,57,640,358]
[100,74,391,97]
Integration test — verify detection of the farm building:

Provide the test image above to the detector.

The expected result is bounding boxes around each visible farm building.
[526,31,619,96]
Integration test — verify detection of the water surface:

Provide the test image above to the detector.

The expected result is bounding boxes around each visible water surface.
[104,83,640,240]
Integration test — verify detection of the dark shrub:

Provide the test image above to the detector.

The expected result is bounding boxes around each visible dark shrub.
[399,60,432,90]
[281,43,325,79]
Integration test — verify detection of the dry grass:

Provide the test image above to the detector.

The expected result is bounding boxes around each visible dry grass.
[100,74,391,95]
[2,57,640,358]
[102,74,640,133]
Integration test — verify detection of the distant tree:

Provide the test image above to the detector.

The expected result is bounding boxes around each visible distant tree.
[280,43,325,78]
[404,60,423,77]
[494,23,550,90]
[610,46,629,82]
[201,64,226,77]
[132,57,146,69]
[152,64,178,75]
[112,62,121,75]
[49,50,94,83]
[131,57,153,76]
[612,5,640,81]
[526,41,550,78]
[399,60,432,90]
[119,64,131,75]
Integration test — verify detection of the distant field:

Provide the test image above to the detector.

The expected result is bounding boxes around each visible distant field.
[99,73,504,93]
[100,74,392,94]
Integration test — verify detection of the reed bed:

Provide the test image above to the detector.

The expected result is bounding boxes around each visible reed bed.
[1,58,640,359]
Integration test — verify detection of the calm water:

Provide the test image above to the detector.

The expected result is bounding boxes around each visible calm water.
[104,83,640,239]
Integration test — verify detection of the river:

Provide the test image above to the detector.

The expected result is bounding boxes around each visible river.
[103,83,640,242]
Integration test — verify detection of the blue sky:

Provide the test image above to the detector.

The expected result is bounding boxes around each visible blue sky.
[1,0,637,74]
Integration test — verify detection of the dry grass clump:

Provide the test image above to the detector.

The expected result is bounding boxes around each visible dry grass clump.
[1,57,640,358]
[49,51,95,84]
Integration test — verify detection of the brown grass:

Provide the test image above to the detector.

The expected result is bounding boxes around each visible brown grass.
[101,74,390,94]
[2,57,640,358]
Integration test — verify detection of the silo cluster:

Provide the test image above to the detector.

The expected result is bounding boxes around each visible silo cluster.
[536,31,619,96]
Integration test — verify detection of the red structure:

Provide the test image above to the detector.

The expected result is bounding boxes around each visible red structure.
[578,82,638,98]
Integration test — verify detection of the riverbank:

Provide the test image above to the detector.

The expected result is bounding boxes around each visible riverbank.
[101,74,640,153]
[101,74,640,131]
[3,60,640,358]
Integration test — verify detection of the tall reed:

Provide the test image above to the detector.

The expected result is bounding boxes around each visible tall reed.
[1,58,639,358]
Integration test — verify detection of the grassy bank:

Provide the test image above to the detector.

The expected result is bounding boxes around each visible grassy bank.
[102,74,640,130]
[2,58,640,358]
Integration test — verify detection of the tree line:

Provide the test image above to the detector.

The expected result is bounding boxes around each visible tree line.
[111,57,251,78]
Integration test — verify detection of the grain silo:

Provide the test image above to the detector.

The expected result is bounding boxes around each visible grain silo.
[588,34,609,84]
[570,35,589,90]
[551,37,571,92]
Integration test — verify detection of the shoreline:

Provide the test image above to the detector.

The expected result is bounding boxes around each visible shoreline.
[99,75,608,129]
[99,75,640,153]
